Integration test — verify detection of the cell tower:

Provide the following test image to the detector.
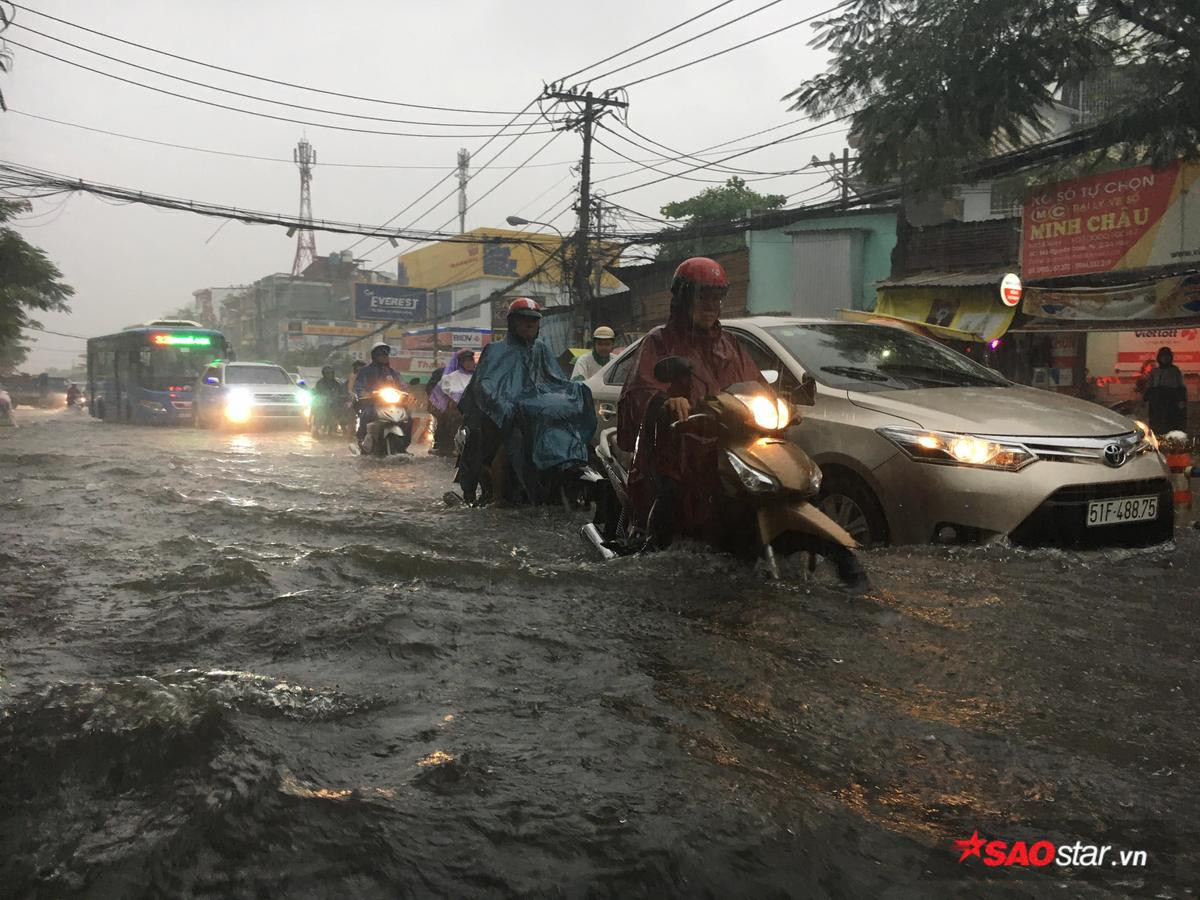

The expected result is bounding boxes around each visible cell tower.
[291,138,317,276]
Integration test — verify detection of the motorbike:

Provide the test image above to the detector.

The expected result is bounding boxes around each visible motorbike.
[356,385,415,457]
[582,356,869,591]
[310,392,349,437]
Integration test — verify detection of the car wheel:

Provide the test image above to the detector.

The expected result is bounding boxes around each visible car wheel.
[818,472,889,549]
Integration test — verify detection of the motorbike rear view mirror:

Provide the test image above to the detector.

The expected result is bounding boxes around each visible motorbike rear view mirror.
[793,374,817,407]
[761,369,780,385]
[654,356,694,382]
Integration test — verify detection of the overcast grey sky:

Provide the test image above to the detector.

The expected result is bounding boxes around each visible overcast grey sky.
[3,0,846,370]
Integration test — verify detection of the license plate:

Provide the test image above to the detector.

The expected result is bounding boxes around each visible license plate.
[1086,495,1158,527]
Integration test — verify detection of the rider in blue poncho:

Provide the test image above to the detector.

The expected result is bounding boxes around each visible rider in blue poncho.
[455,298,597,505]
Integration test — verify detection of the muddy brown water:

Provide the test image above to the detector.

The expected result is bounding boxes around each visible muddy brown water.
[2,410,1197,898]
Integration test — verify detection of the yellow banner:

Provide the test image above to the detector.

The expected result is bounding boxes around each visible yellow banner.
[395,227,623,290]
[861,286,1017,342]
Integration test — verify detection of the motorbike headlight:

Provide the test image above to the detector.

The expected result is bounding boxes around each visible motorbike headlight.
[878,427,1035,471]
[296,388,311,410]
[732,391,791,431]
[225,389,253,423]
[377,387,403,405]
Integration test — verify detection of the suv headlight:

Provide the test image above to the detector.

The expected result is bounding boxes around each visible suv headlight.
[878,427,1035,471]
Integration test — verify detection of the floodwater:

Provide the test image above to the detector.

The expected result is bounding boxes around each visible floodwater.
[2,409,1198,898]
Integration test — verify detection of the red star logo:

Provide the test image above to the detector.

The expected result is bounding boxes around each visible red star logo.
[954,830,986,862]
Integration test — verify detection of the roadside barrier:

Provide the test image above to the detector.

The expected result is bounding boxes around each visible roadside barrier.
[1162,435,1194,526]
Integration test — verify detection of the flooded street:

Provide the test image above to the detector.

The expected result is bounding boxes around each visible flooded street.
[2,410,1198,898]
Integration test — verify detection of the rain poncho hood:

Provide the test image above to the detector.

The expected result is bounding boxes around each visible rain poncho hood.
[429,350,474,414]
[616,299,762,536]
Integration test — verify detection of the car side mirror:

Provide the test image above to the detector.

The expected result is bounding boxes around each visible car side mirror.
[654,356,693,382]
[793,374,817,407]
[761,369,780,385]
[204,376,219,386]
[297,379,307,387]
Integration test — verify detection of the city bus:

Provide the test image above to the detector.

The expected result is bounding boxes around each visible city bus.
[87,321,229,425]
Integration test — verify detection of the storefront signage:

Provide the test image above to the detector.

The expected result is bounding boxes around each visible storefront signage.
[1117,328,1200,373]
[1000,273,1022,307]
[1021,161,1200,280]
[354,283,428,322]
[1023,273,1200,322]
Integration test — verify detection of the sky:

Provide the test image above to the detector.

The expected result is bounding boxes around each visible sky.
[2,0,848,372]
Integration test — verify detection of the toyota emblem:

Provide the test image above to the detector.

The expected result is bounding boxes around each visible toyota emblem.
[1103,443,1128,468]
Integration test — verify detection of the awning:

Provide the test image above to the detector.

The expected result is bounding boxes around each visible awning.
[869,271,1018,342]
[836,309,985,342]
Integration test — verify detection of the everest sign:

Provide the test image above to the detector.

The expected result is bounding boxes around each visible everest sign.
[1021,161,1200,280]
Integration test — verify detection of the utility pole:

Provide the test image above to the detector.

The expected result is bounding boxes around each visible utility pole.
[810,148,857,208]
[591,198,605,300]
[456,149,471,235]
[291,138,317,276]
[540,84,628,341]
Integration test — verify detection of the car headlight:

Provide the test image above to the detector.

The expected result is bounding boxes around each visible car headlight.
[731,391,791,431]
[377,387,403,405]
[725,450,778,493]
[1133,420,1160,454]
[878,426,1035,471]
[225,389,253,423]
[295,388,312,412]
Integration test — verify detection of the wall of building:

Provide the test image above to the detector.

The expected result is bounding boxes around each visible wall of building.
[746,209,898,315]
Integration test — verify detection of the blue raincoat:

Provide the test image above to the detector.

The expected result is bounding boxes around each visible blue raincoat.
[458,333,596,503]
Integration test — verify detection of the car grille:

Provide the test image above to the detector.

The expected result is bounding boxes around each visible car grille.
[982,432,1143,465]
[1008,477,1173,549]
[254,393,299,404]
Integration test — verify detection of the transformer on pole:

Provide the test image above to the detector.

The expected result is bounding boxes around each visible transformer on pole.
[291,138,317,276]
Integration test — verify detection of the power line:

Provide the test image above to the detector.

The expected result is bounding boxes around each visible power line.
[5,40,557,139]
[25,324,87,339]
[9,22,545,129]
[604,117,852,197]
[610,120,807,177]
[595,127,818,186]
[587,0,788,84]
[556,0,741,82]
[8,1,540,117]
[612,4,846,90]
[354,102,555,259]
[0,159,562,247]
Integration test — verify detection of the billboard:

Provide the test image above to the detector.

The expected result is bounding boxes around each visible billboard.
[354,283,427,321]
[1023,273,1200,323]
[1117,327,1200,373]
[394,227,623,291]
[1022,161,1200,280]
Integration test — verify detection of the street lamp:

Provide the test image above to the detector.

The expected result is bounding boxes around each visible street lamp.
[505,215,563,238]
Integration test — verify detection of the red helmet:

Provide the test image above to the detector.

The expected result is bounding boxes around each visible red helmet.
[671,257,729,306]
[507,297,542,319]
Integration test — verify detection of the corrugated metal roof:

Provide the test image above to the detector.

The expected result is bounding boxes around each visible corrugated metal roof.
[877,269,1010,288]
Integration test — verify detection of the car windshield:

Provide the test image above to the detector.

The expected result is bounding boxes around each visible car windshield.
[765,323,1009,392]
[225,365,292,386]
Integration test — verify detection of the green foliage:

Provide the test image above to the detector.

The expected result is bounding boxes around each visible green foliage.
[788,0,1200,188]
[0,200,75,371]
[656,177,787,259]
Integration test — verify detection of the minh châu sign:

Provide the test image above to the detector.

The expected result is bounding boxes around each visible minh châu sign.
[1021,161,1200,281]
[354,283,428,322]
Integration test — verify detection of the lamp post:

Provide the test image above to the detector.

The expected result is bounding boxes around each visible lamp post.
[506,215,573,338]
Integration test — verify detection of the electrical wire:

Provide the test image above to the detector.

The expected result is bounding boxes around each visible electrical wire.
[594,130,819,187]
[25,324,87,339]
[9,22,546,129]
[8,1,540,117]
[609,120,807,177]
[345,99,548,253]
[5,40,557,138]
[586,0,788,84]
[556,0,741,82]
[611,4,846,90]
[605,117,852,197]
[0,159,561,246]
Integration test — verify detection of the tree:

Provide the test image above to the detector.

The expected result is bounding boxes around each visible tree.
[787,1,1199,189]
[656,177,787,260]
[0,200,75,375]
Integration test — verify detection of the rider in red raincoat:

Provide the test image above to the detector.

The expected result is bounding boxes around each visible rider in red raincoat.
[617,257,763,546]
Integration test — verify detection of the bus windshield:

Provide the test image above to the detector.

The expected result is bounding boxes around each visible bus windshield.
[141,346,219,391]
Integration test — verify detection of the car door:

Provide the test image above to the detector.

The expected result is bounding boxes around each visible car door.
[591,341,641,427]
